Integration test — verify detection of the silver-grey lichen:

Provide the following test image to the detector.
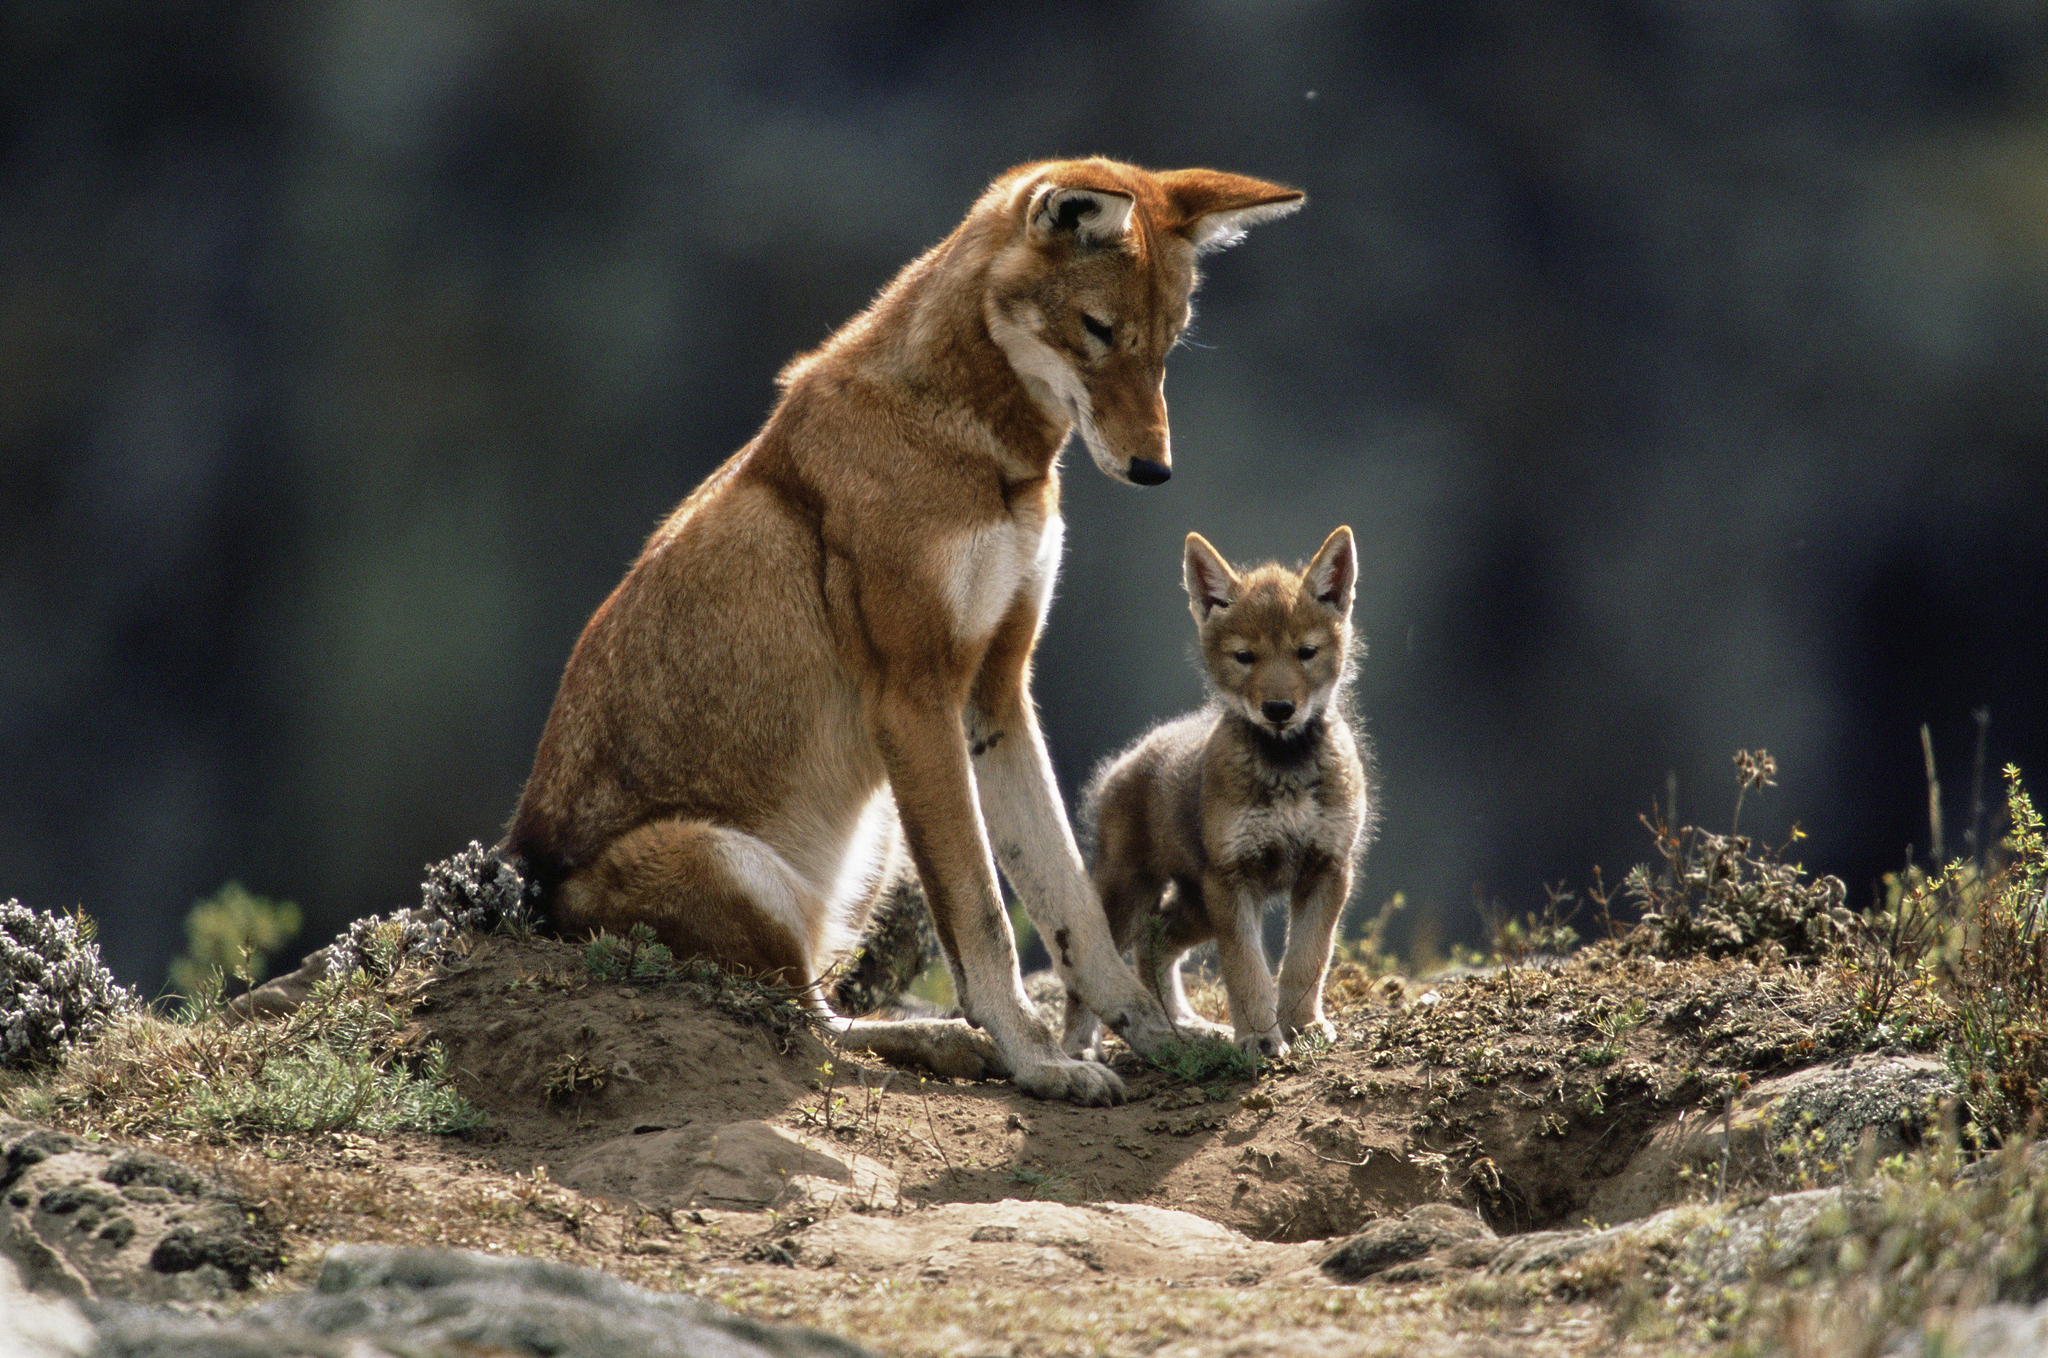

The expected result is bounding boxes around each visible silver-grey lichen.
[325,842,538,980]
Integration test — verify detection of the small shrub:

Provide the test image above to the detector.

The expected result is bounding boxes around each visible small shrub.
[0,900,137,1068]
[169,882,301,998]
[576,925,819,1045]
[1483,883,1582,968]
[584,924,679,982]
[1825,767,2048,1147]
[1620,751,1854,961]
[1759,1135,2048,1355]
[327,842,537,981]
[1916,769,2048,1145]
[543,1050,609,1104]
[1147,1034,1263,1086]
[420,840,538,934]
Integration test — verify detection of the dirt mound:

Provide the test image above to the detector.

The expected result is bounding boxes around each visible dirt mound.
[416,935,1455,1243]
[411,934,1901,1247]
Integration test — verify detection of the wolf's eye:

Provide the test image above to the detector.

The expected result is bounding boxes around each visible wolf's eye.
[1297,646,1319,661]
[1233,649,1256,665]
[1081,314,1114,345]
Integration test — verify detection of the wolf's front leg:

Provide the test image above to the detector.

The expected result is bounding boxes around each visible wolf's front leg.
[1276,858,1351,1049]
[873,687,1124,1106]
[967,694,1180,1061]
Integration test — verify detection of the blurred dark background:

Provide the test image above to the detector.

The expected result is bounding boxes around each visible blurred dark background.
[4,1,2045,994]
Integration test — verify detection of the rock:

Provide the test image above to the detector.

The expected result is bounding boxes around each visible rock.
[558,1119,900,1213]
[1320,1203,1497,1282]
[798,1199,1324,1286]
[85,1244,877,1358]
[0,1118,280,1305]
[0,1251,92,1358]
[1585,1055,1953,1224]
[1889,1300,2048,1358]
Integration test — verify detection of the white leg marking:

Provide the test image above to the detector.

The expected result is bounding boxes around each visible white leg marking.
[973,706,1176,1056]
[711,832,824,970]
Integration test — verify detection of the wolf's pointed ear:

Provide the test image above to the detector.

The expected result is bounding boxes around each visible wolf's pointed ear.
[1184,532,1240,622]
[1304,526,1357,615]
[1028,185,1136,246]
[1158,170,1304,254]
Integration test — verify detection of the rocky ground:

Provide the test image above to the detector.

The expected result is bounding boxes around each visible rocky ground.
[0,931,2002,1356]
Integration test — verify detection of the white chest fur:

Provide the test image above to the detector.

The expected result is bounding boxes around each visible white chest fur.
[941,508,1064,643]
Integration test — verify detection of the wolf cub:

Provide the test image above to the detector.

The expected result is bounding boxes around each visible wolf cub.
[1066,527,1373,1060]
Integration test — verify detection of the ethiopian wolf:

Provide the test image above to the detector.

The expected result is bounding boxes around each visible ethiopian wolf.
[1068,527,1373,1062]
[505,159,1303,1105]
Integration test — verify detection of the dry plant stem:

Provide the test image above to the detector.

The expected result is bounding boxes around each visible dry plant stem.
[1967,706,1992,868]
[919,1077,954,1177]
[1922,722,1945,866]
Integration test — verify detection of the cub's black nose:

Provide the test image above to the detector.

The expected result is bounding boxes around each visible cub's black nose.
[1262,699,1296,725]
[1127,458,1171,486]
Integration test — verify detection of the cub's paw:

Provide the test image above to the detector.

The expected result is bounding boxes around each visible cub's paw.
[1285,1017,1338,1051]
[1012,1056,1127,1107]
[1237,1029,1291,1061]
[1099,995,1183,1062]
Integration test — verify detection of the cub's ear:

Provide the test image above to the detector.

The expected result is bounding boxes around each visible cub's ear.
[1028,185,1136,246]
[1157,169,1304,254]
[1183,532,1241,622]
[1304,525,1357,615]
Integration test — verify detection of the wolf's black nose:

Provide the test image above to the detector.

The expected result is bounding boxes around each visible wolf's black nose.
[1127,458,1171,486]
[1262,699,1295,724]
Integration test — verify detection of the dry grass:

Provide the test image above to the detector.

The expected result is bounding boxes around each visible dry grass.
[0,953,482,1139]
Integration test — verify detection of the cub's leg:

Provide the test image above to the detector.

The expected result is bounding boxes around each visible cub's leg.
[828,834,937,1019]
[1204,869,1288,1058]
[1276,856,1351,1049]
[1058,858,1150,1060]
[1135,884,1232,1040]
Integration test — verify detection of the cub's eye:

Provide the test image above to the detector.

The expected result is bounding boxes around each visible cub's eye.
[1297,646,1319,661]
[1233,649,1256,665]
[1081,314,1114,345]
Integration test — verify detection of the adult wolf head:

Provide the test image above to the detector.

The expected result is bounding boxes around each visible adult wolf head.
[971,159,1303,486]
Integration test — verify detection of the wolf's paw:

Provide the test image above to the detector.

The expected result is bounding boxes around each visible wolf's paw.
[1169,1014,1234,1044]
[831,1017,1009,1082]
[1012,1055,1127,1106]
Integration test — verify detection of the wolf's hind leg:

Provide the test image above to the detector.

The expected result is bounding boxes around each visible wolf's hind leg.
[829,1016,1008,1081]
[554,819,827,986]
